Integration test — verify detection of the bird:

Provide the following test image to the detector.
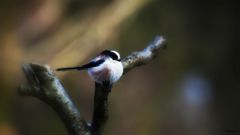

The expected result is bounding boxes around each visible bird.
[56,50,123,85]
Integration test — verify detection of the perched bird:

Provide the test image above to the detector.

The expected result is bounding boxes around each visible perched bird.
[56,50,123,84]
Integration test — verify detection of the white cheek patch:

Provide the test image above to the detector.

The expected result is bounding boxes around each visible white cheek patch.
[108,59,123,83]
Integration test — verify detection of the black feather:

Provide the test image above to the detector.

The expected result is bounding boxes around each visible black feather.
[100,50,119,61]
[56,59,105,71]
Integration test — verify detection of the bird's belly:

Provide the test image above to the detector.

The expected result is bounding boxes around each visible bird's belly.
[88,61,123,84]
[88,68,111,83]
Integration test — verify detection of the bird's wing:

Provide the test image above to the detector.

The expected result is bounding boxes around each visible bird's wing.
[56,59,105,71]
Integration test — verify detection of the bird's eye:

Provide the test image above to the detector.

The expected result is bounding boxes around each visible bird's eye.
[110,51,121,61]
[100,50,121,61]
[109,53,118,61]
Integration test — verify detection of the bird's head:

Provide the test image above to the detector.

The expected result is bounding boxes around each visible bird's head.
[100,50,121,61]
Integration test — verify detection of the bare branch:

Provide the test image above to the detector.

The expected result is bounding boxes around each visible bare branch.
[91,82,112,135]
[19,35,167,135]
[122,35,166,74]
[19,63,90,135]
[89,35,167,134]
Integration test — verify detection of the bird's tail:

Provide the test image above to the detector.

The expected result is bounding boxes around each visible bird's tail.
[56,60,104,71]
[56,67,84,71]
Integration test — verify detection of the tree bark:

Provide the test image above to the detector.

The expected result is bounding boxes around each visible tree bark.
[19,35,166,135]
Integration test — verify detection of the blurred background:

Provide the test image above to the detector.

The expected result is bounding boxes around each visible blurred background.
[0,0,239,135]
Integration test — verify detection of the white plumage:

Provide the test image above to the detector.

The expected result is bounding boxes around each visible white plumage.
[88,57,123,84]
[57,50,123,84]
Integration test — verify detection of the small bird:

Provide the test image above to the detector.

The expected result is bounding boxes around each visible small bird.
[56,50,123,84]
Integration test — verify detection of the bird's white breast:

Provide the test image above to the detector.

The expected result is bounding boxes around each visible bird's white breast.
[87,59,123,84]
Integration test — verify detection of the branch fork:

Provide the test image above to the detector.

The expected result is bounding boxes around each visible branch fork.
[19,35,166,135]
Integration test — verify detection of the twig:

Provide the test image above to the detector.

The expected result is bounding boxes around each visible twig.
[122,35,166,74]
[19,35,166,135]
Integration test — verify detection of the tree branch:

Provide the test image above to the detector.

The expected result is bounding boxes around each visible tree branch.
[19,35,166,135]
[90,35,166,134]
[91,82,112,135]
[19,64,90,135]
[122,35,166,74]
